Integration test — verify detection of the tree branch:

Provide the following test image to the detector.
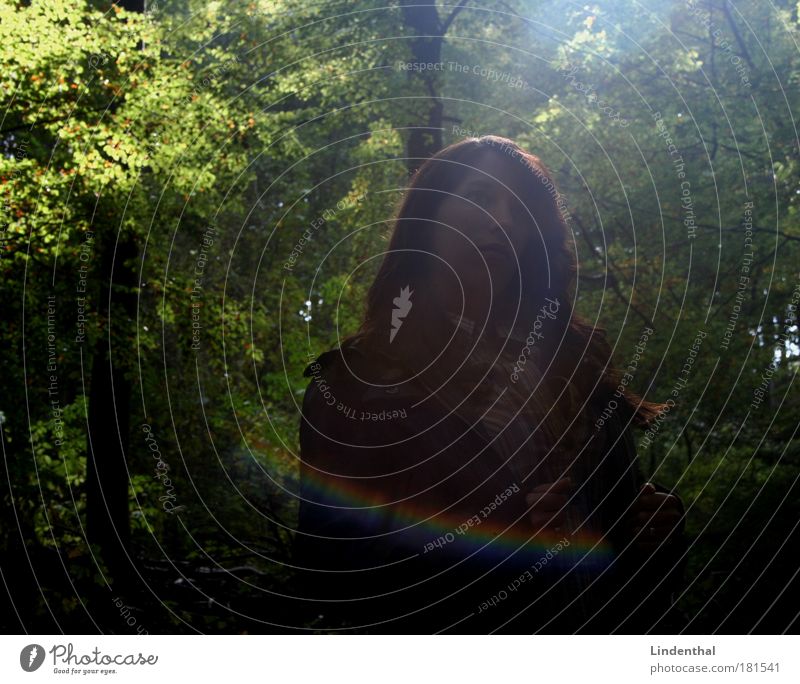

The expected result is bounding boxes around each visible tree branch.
[440,0,471,35]
[722,0,756,70]
[571,212,657,330]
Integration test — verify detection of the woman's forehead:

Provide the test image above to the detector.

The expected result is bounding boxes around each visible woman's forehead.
[454,148,531,193]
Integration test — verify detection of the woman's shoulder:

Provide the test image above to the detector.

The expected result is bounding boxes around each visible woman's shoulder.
[299,339,427,438]
[303,338,418,395]
[297,340,437,476]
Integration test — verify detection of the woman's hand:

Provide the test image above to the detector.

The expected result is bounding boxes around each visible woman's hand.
[525,477,573,535]
[626,482,683,552]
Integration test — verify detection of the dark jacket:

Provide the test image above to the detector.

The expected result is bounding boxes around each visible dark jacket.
[291,341,687,634]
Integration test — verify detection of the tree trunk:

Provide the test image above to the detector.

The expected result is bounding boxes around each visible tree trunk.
[400,1,460,174]
[85,0,144,587]
[86,229,137,584]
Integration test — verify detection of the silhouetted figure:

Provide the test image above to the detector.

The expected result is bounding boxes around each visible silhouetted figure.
[293,135,686,634]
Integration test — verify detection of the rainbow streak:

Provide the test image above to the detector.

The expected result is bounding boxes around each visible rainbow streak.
[300,464,617,573]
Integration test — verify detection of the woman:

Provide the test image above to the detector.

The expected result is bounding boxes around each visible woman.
[292,135,686,634]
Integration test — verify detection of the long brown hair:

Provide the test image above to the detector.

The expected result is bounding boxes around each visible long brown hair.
[342,135,664,428]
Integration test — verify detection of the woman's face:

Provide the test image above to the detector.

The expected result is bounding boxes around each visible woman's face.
[428,149,534,315]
